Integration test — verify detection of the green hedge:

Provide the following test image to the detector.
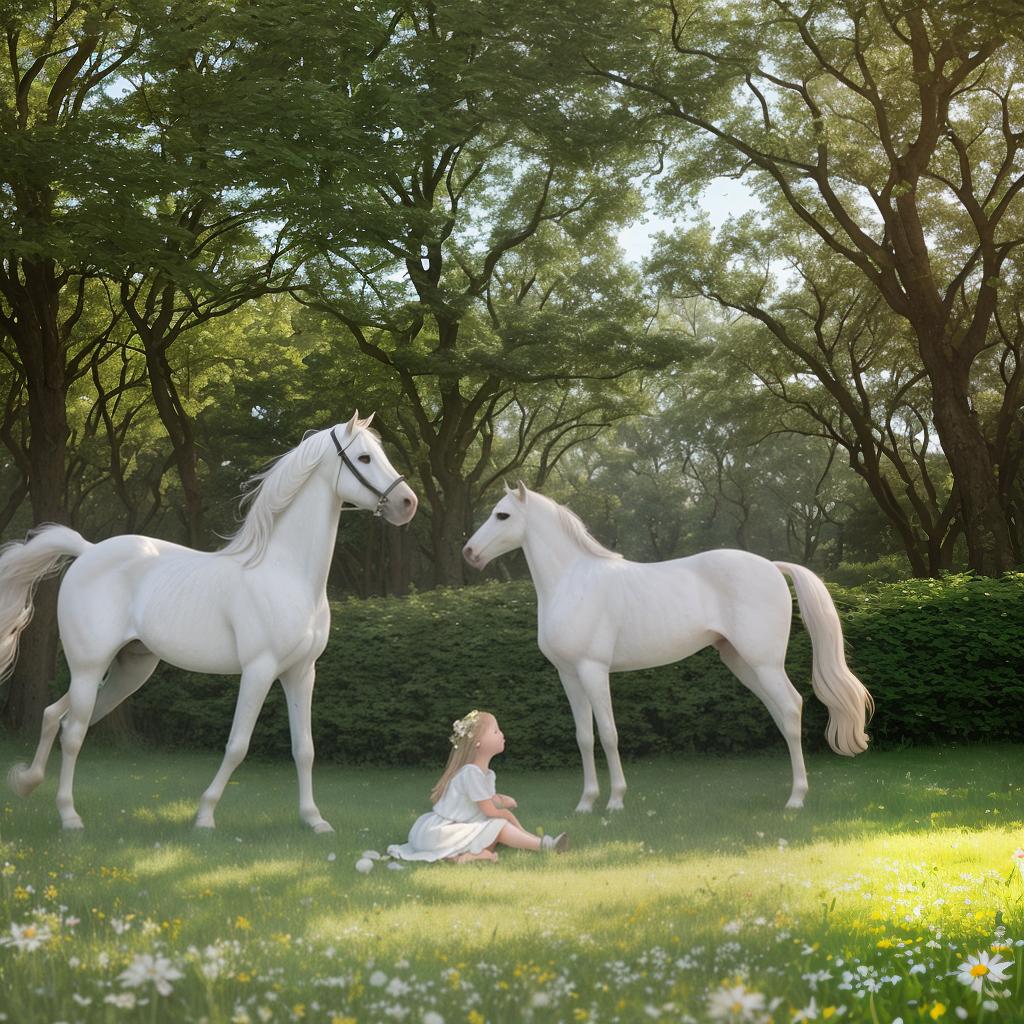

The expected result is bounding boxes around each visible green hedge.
[127,573,1024,768]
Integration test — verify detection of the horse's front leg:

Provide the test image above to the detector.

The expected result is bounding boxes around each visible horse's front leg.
[557,668,599,813]
[195,657,277,830]
[576,660,627,811]
[280,662,333,834]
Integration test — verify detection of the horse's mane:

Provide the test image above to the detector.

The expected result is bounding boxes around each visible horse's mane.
[219,423,379,566]
[532,492,623,561]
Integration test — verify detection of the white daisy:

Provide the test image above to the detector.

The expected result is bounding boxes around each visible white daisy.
[3,922,52,952]
[955,951,1013,994]
[118,953,184,996]
[707,982,767,1021]
[793,996,819,1021]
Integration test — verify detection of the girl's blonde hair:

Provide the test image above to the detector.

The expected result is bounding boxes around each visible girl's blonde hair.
[430,710,494,804]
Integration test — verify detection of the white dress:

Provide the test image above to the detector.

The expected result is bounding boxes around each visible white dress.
[387,764,506,862]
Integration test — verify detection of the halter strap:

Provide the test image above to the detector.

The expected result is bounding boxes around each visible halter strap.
[329,427,406,517]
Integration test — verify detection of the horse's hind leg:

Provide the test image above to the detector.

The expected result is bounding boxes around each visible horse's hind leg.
[55,666,105,829]
[716,639,808,809]
[195,658,277,829]
[89,646,160,726]
[8,694,71,798]
[280,662,332,833]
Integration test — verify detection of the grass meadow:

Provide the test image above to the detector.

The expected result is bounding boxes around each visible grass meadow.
[0,740,1021,1023]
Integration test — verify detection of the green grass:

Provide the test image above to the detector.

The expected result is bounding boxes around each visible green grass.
[0,740,1022,1023]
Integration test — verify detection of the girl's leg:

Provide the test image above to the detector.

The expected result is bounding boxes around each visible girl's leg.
[450,850,498,864]
[496,822,542,851]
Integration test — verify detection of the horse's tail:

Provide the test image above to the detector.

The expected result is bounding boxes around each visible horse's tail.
[774,561,874,756]
[0,524,89,684]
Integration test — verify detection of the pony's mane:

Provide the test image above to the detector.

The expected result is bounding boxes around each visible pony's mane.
[219,422,379,566]
[531,492,622,560]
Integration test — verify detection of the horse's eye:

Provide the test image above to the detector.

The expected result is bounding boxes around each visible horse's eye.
[358,454,371,464]
[496,512,510,521]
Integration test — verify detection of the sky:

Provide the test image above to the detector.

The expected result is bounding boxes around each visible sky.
[617,175,759,265]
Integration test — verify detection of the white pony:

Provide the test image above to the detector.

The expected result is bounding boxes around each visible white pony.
[0,412,416,831]
[463,484,873,812]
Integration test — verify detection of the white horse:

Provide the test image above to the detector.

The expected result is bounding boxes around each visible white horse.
[0,412,416,831]
[463,483,873,812]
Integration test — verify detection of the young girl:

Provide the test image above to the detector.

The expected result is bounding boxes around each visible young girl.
[387,710,569,863]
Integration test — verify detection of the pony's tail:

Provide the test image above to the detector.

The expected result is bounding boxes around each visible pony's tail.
[774,561,874,756]
[0,525,89,683]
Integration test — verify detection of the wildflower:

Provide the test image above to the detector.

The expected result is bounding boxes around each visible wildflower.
[118,953,184,996]
[2,921,52,951]
[803,970,832,990]
[929,1005,946,1019]
[793,997,819,1021]
[104,993,138,1009]
[707,982,767,1022]
[369,970,388,987]
[955,951,1013,994]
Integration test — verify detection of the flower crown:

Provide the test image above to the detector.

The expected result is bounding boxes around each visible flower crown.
[450,709,481,746]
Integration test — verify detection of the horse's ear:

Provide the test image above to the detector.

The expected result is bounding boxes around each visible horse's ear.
[345,411,360,434]
[502,479,512,495]
[361,411,375,428]
[515,480,528,503]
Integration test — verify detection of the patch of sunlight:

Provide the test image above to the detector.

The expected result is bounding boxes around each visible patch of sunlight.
[189,858,309,890]
[131,799,195,825]
[302,823,1021,957]
[131,847,195,876]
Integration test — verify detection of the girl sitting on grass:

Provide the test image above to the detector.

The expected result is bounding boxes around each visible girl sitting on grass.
[387,709,569,863]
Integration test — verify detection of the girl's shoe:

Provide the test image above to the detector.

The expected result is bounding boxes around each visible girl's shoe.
[541,832,570,853]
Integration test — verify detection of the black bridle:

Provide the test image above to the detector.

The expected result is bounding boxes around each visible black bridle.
[329,427,406,517]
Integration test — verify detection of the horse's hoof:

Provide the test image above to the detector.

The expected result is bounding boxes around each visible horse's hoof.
[194,817,216,831]
[606,799,625,812]
[574,802,594,814]
[785,797,805,810]
[61,816,84,831]
[311,820,335,834]
[8,763,41,798]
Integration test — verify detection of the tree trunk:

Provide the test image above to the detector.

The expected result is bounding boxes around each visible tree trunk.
[386,524,410,596]
[4,266,69,734]
[430,484,473,587]
[925,348,1015,576]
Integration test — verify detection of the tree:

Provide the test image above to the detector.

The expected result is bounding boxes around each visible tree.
[297,0,678,584]
[0,0,149,729]
[652,216,962,575]
[585,0,1024,574]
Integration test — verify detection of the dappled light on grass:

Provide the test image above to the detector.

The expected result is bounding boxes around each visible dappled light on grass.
[0,742,1021,1021]
[131,798,199,826]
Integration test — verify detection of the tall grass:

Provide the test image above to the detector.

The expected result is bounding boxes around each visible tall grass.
[0,741,1021,1022]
